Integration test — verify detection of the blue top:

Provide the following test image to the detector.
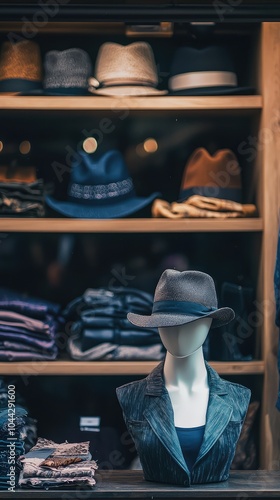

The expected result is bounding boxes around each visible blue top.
[175,425,205,472]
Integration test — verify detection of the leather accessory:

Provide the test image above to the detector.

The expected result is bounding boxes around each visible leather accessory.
[152,196,257,219]
[127,269,234,329]
[0,40,42,93]
[168,45,254,95]
[90,42,167,96]
[46,150,159,218]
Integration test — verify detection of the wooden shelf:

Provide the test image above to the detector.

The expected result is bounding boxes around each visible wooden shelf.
[0,360,265,376]
[0,218,263,233]
[0,96,262,111]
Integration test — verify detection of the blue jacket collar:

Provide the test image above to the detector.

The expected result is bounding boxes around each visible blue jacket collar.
[143,360,233,477]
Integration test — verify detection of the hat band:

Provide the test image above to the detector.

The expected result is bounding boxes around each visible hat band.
[152,300,217,317]
[179,187,242,203]
[91,78,157,90]
[169,71,237,91]
[68,177,135,205]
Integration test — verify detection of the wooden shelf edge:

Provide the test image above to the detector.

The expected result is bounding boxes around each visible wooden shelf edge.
[0,95,263,111]
[0,360,265,376]
[0,218,263,233]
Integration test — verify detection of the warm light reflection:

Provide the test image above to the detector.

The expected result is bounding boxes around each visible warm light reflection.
[19,141,31,155]
[143,138,158,154]
[83,137,98,154]
[0,142,3,153]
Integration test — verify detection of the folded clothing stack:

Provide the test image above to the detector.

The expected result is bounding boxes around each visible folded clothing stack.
[0,379,37,453]
[63,287,164,360]
[0,406,27,490]
[0,288,61,361]
[19,438,98,489]
[0,166,45,217]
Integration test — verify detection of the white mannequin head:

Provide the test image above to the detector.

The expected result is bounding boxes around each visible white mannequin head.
[158,317,212,358]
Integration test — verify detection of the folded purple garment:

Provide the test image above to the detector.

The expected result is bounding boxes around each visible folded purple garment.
[0,331,56,350]
[0,318,57,338]
[0,349,58,361]
[0,340,56,355]
[0,288,60,319]
[0,311,53,333]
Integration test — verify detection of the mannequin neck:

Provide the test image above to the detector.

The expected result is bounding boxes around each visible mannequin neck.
[164,346,208,390]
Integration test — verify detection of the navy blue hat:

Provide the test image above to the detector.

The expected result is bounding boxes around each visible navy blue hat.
[46,150,160,218]
[168,45,254,96]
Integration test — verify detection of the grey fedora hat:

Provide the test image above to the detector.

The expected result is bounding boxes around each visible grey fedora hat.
[127,269,234,329]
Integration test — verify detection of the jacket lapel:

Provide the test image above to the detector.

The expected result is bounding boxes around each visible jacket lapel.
[194,363,233,465]
[143,394,189,474]
[143,362,189,474]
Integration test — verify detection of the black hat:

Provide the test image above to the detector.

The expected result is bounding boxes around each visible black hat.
[168,45,254,96]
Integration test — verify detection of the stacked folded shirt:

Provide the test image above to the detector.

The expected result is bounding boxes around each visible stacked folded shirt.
[0,406,27,490]
[63,287,165,361]
[0,288,61,361]
[19,438,98,489]
[0,166,45,217]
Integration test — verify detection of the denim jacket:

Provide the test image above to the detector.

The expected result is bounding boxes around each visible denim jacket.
[117,361,250,486]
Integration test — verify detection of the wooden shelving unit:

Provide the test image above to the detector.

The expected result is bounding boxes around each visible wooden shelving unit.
[0,22,279,472]
[0,95,262,111]
[0,360,265,376]
[0,218,264,233]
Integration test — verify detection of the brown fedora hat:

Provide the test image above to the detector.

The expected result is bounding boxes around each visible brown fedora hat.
[179,148,242,203]
[0,40,42,93]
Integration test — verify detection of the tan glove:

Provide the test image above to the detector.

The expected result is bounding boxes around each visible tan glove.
[152,196,257,219]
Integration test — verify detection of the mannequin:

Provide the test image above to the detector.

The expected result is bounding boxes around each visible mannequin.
[159,318,212,428]
[116,269,251,487]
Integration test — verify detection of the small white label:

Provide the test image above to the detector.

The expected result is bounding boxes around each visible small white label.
[80,416,100,427]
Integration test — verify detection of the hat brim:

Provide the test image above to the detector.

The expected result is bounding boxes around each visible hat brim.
[0,78,42,93]
[168,86,255,96]
[127,306,234,329]
[90,86,167,96]
[20,88,92,96]
[46,192,160,218]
